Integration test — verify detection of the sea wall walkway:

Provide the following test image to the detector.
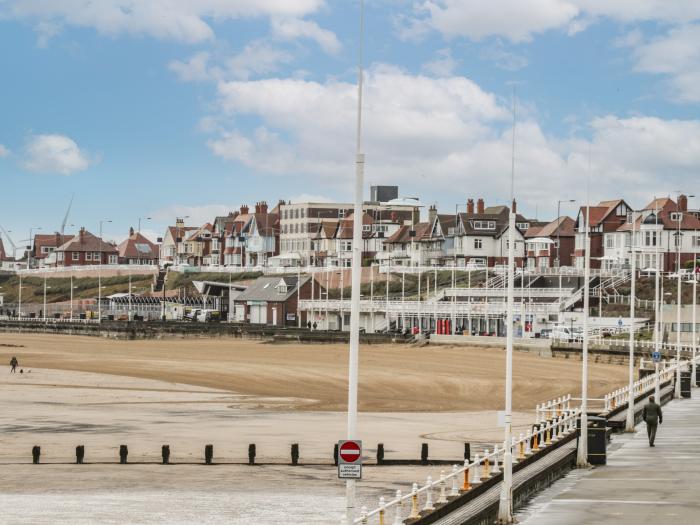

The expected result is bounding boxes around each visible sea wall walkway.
[517,393,700,524]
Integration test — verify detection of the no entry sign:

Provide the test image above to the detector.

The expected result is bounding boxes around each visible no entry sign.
[338,440,362,479]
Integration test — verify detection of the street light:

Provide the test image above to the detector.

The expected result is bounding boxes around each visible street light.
[98,219,112,322]
[625,210,639,432]
[138,217,152,233]
[674,193,694,398]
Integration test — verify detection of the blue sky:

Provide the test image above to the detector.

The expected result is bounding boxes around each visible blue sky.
[1,0,699,246]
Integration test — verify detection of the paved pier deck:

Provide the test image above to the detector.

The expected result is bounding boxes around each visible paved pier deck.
[518,394,700,524]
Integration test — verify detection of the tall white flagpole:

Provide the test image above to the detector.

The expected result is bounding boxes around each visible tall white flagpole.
[625,210,637,431]
[498,86,516,524]
[345,0,365,520]
[577,152,592,468]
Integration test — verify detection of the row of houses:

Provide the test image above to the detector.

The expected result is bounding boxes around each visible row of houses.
[4,191,699,273]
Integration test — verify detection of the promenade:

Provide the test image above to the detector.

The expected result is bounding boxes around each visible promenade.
[518,393,700,524]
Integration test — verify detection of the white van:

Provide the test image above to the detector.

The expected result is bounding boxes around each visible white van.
[551,326,582,342]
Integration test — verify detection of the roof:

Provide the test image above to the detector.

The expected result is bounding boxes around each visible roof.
[33,233,75,258]
[55,229,117,253]
[526,216,575,238]
[385,222,432,243]
[235,275,311,302]
[168,225,197,242]
[644,197,674,212]
[117,231,159,259]
[185,223,214,241]
[243,213,279,237]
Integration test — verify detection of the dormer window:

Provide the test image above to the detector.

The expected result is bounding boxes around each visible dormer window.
[516,222,529,230]
[472,220,495,230]
[275,279,288,294]
[671,212,682,222]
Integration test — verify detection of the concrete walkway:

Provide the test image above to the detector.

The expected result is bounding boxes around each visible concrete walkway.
[517,393,700,524]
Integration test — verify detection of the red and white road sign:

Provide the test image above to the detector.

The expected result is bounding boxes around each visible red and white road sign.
[339,441,361,463]
[338,440,362,479]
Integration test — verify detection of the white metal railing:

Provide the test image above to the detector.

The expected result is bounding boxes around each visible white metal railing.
[351,409,581,524]
[16,264,158,275]
[444,287,574,299]
[300,299,562,316]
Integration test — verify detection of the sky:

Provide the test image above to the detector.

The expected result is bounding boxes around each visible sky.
[1,0,700,246]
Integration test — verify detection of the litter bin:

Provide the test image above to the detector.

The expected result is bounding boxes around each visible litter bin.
[681,371,692,398]
[577,415,608,465]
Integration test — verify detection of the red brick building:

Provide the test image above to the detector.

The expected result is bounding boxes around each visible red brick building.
[55,227,118,266]
[117,228,159,265]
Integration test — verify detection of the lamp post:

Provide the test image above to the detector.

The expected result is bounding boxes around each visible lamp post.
[497,87,516,524]
[653,202,661,402]
[98,219,112,322]
[345,0,365,518]
[576,192,592,468]
[675,193,694,397]
[138,216,151,233]
[42,274,51,321]
[625,210,638,432]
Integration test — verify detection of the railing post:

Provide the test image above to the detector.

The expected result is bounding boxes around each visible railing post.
[451,465,460,496]
[471,454,481,485]
[378,497,386,525]
[392,490,403,525]
[423,476,435,511]
[482,450,490,480]
[490,446,500,475]
[437,471,448,504]
[409,483,420,519]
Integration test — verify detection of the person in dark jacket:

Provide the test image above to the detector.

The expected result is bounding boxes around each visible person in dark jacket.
[642,396,663,447]
[10,356,18,373]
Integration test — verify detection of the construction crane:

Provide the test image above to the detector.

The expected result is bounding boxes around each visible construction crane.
[60,193,74,245]
[0,224,20,260]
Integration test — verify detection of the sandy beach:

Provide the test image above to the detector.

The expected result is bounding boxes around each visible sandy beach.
[0,333,628,524]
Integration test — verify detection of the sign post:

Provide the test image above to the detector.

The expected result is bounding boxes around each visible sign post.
[338,440,362,479]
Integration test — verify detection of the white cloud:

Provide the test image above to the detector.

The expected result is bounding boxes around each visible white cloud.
[633,24,700,103]
[169,42,294,83]
[4,0,326,43]
[22,134,93,175]
[403,0,700,43]
[271,17,341,54]
[226,40,294,80]
[168,51,212,82]
[203,66,700,208]
[0,144,9,157]
[422,48,457,77]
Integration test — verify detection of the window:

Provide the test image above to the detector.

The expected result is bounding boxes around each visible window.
[517,222,529,230]
[301,209,306,218]
[41,246,50,254]
[295,209,300,219]
[72,252,79,261]
[644,231,657,247]
[472,220,495,230]
[694,236,700,248]
[474,238,483,249]
[616,203,627,216]
[341,240,352,251]
[674,233,682,248]
[283,210,287,220]
[605,235,615,249]
[671,212,682,222]
[339,209,346,218]
[86,252,92,261]
[108,255,117,264]
[363,225,371,232]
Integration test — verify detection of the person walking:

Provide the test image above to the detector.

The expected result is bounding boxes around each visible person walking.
[642,395,663,447]
[9,356,18,373]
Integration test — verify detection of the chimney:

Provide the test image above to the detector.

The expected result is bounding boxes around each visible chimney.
[79,227,85,243]
[129,226,134,237]
[477,198,485,214]
[428,204,438,224]
[55,232,61,246]
[240,204,249,215]
[467,198,474,215]
[254,202,260,214]
[678,194,688,212]
[260,201,268,214]
[175,218,184,228]
[511,199,517,213]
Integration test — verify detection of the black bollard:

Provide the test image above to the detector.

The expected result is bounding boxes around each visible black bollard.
[377,443,385,464]
[464,443,471,462]
[161,445,170,465]
[248,444,256,466]
[205,444,213,465]
[76,445,85,464]
[333,443,339,466]
[119,445,128,464]
[421,443,429,465]
[32,446,41,464]
[291,443,299,466]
